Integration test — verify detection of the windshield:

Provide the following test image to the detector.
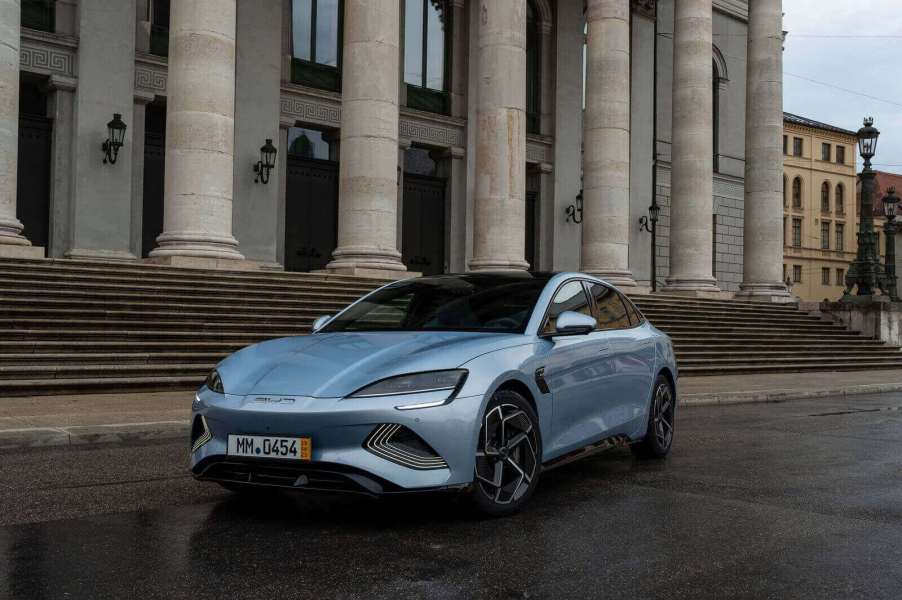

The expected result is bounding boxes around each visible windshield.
[321,275,550,333]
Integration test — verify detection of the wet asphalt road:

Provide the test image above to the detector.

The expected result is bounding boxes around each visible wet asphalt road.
[2,394,902,600]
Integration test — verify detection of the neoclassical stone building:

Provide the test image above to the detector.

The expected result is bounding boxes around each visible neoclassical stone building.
[0,0,789,298]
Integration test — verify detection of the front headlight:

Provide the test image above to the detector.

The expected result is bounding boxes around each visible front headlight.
[204,369,224,394]
[349,369,468,399]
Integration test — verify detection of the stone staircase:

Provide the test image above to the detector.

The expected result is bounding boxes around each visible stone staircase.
[2,258,901,396]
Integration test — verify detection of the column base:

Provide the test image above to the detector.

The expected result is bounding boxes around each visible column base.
[583,269,638,287]
[314,267,419,280]
[149,232,245,262]
[144,255,260,271]
[325,246,408,276]
[661,276,721,294]
[735,282,797,304]
[468,257,531,272]
[0,244,45,259]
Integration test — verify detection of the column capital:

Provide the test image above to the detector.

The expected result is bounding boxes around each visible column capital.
[134,89,156,105]
[48,74,77,92]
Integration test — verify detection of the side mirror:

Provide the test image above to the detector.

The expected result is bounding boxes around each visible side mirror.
[554,311,596,336]
[311,315,332,333]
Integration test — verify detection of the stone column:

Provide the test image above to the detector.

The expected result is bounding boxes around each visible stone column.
[469,0,529,272]
[581,0,635,286]
[0,0,39,256]
[325,0,406,275]
[737,0,792,302]
[663,0,719,292]
[150,0,245,263]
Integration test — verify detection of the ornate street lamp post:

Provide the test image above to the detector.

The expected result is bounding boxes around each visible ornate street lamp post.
[842,117,892,302]
[639,201,661,291]
[882,187,900,302]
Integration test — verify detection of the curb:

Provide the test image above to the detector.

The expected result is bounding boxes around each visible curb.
[680,382,902,406]
[3,383,902,449]
[0,420,189,451]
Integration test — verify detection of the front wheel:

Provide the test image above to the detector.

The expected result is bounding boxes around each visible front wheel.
[631,375,675,459]
[469,390,542,517]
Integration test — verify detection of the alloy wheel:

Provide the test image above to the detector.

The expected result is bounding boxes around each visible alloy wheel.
[652,382,674,450]
[474,403,539,505]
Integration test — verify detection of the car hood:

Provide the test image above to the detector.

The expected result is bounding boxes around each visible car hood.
[217,331,529,397]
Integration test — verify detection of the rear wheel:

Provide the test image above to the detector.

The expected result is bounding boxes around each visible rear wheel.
[470,390,542,517]
[631,374,675,459]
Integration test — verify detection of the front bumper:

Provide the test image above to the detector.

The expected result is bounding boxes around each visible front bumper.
[189,389,486,493]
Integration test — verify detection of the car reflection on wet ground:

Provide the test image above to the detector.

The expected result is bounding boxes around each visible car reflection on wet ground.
[2,394,902,599]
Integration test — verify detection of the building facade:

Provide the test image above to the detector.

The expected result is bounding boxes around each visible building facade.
[782,113,863,302]
[1,0,789,299]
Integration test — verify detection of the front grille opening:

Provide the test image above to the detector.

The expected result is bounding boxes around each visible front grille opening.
[364,424,448,470]
[190,415,212,453]
[198,460,394,495]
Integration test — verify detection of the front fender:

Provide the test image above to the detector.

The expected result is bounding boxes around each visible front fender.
[456,342,551,463]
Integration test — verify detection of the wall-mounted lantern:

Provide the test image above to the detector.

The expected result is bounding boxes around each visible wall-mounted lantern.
[566,190,584,224]
[639,201,661,292]
[102,113,127,165]
[254,138,278,184]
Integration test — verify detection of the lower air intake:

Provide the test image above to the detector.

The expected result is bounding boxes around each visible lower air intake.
[364,424,448,470]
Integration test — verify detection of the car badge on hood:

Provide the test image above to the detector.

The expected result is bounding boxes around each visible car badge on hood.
[252,396,296,404]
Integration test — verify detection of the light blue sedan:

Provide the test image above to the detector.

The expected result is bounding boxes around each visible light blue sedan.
[190,272,677,515]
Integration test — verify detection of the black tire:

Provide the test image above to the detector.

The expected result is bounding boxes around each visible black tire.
[631,374,675,459]
[469,390,542,517]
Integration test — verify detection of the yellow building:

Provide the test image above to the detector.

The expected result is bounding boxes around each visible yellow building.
[782,113,868,302]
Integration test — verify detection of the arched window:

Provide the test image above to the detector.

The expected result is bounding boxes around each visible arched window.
[404,0,450,114]
[836,183,845,214]
[526,1,541,134]
[291,0,342,91]
[821,181,830,213]
[792,177,802,208]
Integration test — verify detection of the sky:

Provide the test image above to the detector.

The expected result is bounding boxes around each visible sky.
[782,0,902,173]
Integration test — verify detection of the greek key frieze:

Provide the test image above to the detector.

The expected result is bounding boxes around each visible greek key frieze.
[135,65,167,93]
[20,42,74,77]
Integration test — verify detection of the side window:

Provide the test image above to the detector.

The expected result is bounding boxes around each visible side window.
[620,294,645,326]
[541,280,592,335]
[588,284,631,331]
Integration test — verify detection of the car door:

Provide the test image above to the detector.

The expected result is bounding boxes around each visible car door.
[540,280,615,457]
[587,283,655,434]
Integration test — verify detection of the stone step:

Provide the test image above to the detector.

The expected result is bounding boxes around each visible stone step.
[0,340,251,353]
[0,307,329,323]
[638,308,827,321]
[0,363,210,380]
[0,376,201,395]
[0,296,345,313]
[630,295,799,311]
[0,352,227,365]
[1,318,312,332]
[0,258,391,286]
[677,348,901,358]
[678,354,902,366]
[7,278,376,299]
[0,288,362,308]
[654,321,849,332]
[0,328,290,341]
[679,362,902,375]
[668,333,876,343]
